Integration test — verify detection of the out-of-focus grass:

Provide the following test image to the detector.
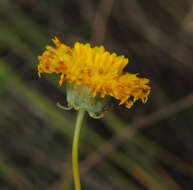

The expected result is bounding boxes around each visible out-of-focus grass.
[1,0,193,190]
[0,1,47,48]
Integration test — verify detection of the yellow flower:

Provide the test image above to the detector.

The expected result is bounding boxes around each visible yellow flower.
[38,37,150,110]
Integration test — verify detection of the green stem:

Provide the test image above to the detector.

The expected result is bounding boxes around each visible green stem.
[72,109,86,190]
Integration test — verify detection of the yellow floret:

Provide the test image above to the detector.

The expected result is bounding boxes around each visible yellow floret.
[38,37,151,109]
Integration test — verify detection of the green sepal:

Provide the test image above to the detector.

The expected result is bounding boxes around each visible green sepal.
[66,83,109,118]
[56,102,72,110]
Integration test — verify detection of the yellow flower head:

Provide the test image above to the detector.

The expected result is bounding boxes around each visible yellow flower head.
[38,37,150,110]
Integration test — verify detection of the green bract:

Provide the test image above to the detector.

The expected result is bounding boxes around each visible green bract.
[66,83,109,118]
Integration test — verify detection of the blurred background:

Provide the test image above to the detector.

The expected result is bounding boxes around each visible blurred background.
[0,0,193,189]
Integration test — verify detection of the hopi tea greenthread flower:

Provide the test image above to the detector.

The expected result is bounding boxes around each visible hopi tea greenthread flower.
[37,37,151,190]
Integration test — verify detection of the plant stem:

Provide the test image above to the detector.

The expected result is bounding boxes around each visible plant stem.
[72,109,86,190]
